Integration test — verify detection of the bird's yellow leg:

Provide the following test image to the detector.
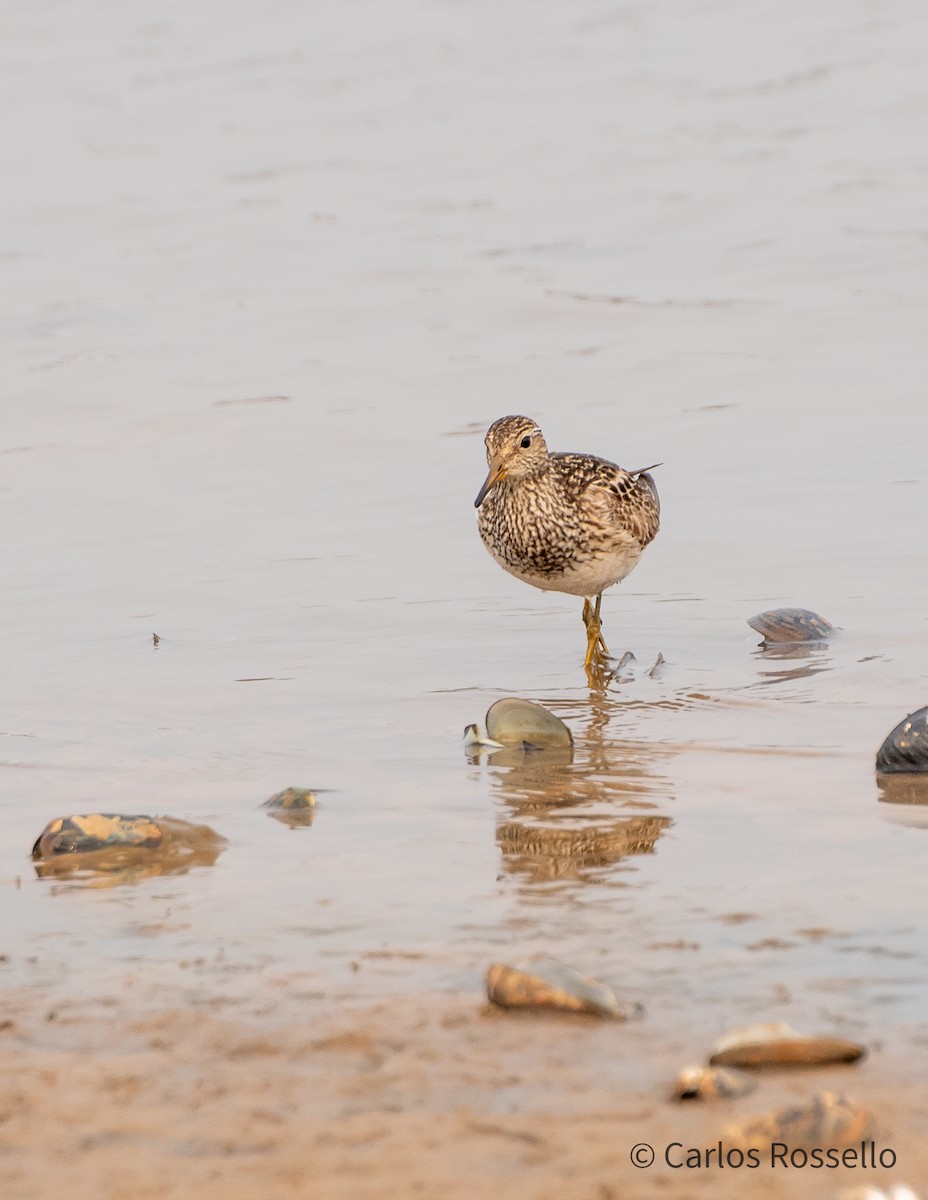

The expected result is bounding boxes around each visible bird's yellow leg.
[582,594,610,680]
[592,593,609,658]
[581,596,609,659]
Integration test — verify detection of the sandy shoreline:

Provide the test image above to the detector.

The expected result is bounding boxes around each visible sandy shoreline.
[2,989,926,1199]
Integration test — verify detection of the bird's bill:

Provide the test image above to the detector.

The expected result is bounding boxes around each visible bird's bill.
[474,460,507,507]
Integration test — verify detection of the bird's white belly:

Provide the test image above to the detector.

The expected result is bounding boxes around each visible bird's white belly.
[493,543,642,598]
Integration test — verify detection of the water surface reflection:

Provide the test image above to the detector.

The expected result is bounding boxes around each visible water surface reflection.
[470,695,674,885]
[876,774,928,828]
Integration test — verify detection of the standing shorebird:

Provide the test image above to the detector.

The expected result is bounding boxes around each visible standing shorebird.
[474,415,660,684]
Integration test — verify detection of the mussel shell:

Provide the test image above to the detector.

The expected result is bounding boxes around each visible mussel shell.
[486,954,633,1020]
[748,608,834,644]
[485,699,573,750]
[262,788,317,810]
[727,1091,876,1151]
[875,706,928,775]
[32,814,164,859]
[672,1065,756,1102]
[710,1022,865,1068]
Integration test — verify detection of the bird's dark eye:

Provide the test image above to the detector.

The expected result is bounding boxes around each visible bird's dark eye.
[520,435,532,448]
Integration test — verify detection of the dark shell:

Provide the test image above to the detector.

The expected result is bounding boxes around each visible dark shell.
[875,706,928,775]
[262,788,317,810]
[727,1091,876,1151]
[32,814,164,859]
[748,608,834,644]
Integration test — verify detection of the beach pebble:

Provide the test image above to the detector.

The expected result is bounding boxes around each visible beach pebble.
[875,707,928,775]
[748,608,834,644]
[709,1021,865,1068]
[671,1065,756,1102]
[486,954,635,1020]
[727,1091,876,1151]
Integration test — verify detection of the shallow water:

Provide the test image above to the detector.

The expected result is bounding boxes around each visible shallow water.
[2,0,927,1081]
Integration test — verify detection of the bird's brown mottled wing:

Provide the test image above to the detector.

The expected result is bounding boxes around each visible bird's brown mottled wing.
[552,453,660,549]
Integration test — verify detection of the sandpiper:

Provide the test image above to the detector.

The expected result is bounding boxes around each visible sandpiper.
[474,415,660,683]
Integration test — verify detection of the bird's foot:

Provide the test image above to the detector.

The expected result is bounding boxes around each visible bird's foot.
[581,599,610,660]
[583,622,612,689]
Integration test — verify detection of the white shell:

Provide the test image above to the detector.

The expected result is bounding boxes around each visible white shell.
[463,724,504,749]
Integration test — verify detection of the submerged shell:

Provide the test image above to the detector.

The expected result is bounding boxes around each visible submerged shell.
[486,954,634,1020]
[262,788,317,810]
[485,699,573,750]
[727,1091,876,1151]
[748,608,834,644]
[710,1022,865,1069]
[32,814,164,858]
[875,706,928,775]
[672,1065,756,1102]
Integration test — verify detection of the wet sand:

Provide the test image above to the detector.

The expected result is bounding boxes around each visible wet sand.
[2,0,928,1194]
[3,996,928,1199]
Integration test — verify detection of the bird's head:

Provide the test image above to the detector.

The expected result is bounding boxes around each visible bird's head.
[474,415,548,507]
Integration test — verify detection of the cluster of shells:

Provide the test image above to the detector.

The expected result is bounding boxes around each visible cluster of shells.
[749,607,928,783]
[671,1020,865,1104]
[481,953,885,1162]
[669,1021,881,1157]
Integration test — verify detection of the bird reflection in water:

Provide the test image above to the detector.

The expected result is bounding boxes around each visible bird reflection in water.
[469,692,673,885]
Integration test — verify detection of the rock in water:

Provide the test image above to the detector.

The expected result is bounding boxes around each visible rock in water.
[263,787,317,828]
[31,814,226,883]
[262,788,317,810]
[33,814,165,857]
